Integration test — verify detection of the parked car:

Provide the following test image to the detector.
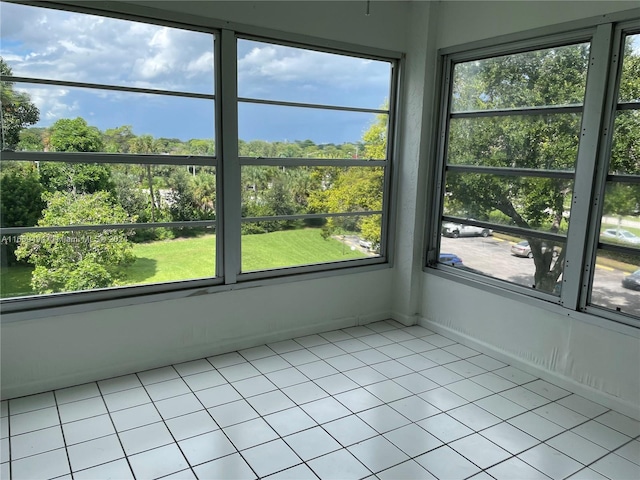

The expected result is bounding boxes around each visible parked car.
[439,252,463,266]
[510,240,560,258]
[622,269,640,290]
[441,222,492,238]
[601,229,640,245]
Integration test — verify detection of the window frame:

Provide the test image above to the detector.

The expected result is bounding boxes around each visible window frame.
[426,8,640,329]
[0,0,402,318]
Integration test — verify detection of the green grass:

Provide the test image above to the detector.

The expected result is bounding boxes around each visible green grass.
[0,228,366,298]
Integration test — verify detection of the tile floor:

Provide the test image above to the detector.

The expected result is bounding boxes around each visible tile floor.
[1,320,639,480]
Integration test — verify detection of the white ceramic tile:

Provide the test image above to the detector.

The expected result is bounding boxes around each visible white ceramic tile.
[448,403,501,431]
[54,383,100,405]
[128,444,189,479]
[178,430,236,465]
[264,407,316,437]
[67,434,124,472]
[267,339,303,354]
[376,344,415,360]
[357,404,411,434]
[348,436,409,473]
[445,359,487,378]
[381,329,415,343]
[403,325,435,337]
[501,386,550,410]
[118,421,173,456]
[443,344,480,359]
[239,345,275,361]
[388,395,440,422]
[294,334,329,348]
[557,395,609,419]
[416,413,474,443]
[415,446,481,479]
[320,329,354,342]
[420,365,464,385]
[393,372,438,394]
[519,444,582,479]
[103,386,151,412]
[572,420,632,450]
[251,355,291,374]
[182,370,226,392]
[524,379,571,401]
[10,447,70,480]
[384,423,442,457]
[246,390,295,416]
[423,334,457,348]
[333,338,370,354]
[160,469,198,479]
[173,359,215,377]
[595,410,640,437]
[343,366,388,386]
[466,354,507,371]
[11,425,64,460]
[195,384,241,409]
[359,334,395,349]
[280,349,320,366]
[396,353,438,372]
[399,338,438,354]
[308,448,371,479]
[73,458,134,480]
[419,386,468,411]
[138,366,180,385]
[450,433,511,469]
[475,394,527,420]
[314,373,359,395]
[446,379,493,402]
[0,401,7,417]
[98,374,142,395]
[378,460,436,480]
[300,397,351,424]
[225,417,278,450]
[296,361,339,380]
[232,376,277,398]
[58,394,107,423]
[370,360,413,381]
[110,403,162,432]
[10,406,60,435]
[351,349,390,365]
[1,460,7,480]
[493,366,538,385]
[285,426,341,461]
[266,368,309,389]
[614,439,640,465]
[546,431,608,464]
[534,402,588,429]
[145,378,191,402]
[217,363,261,383]
[421,349,461,365]
[308,343,347,359]
[208,399,259,428]
[323,415,378,447]
[334,388,383,413]
[62,414,115,445]
[487,457,550,480]
[342,326,376,337]
[206,352,245,369]
[242,439,302,478]
[1,437,8,463]
[193,452,257,480]
[282,381,328,405]
[566,467,609,479]
[508,412,565,441]
[591,452,640,479]
[10,392,56,415]
[472,372,517,393]
[324,354,366,372]
[165,410,219,441]
[364,379,412,403]
[155,393,203,420]
[1,417,8,439]
[480,422,539,455]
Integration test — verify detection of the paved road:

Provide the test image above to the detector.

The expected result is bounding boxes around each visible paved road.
[440,235,640,317]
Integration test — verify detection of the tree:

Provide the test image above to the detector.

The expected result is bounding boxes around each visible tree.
[48,117,104,153]
[15,191,135,293]
[0,58,40,151]
[129,135,160,223]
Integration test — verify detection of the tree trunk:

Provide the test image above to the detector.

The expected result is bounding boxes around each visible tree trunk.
[146,165,156,223]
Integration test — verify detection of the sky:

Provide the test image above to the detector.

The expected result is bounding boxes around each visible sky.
[0,2,391,144]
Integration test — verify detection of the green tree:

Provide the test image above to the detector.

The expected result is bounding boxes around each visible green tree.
[15,191,135,293]
[0,58,40,151]
[129,135,160,223]
[48,117,104,153]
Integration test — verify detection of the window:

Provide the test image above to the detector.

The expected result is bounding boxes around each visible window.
[430,20,640,327]
[0,2,399,312]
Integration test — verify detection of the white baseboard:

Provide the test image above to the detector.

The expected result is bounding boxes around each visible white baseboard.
[419,318,640,421]
[390,311,418,326]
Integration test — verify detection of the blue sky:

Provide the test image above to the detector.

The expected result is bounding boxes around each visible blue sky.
[0,2,391,144]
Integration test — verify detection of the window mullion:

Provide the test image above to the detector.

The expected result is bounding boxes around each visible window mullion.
[562,24,614,309]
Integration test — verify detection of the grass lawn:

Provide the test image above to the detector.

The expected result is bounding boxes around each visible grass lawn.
[0,228,366,298]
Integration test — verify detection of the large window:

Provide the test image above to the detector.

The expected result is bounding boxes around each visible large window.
[430,20,640,328]
[0,2,398,312]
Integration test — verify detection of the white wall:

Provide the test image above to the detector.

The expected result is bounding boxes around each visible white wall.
[419,1,640,419]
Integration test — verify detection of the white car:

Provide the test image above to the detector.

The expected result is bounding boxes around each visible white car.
[601,229,640,245]
[441,222,492,238]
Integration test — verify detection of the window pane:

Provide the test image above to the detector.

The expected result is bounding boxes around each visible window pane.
[600,183,640,248]
[451,43,589,112]
[609,110,640,175]
[241,215,381,272]
[618,34,640,104]
[0,2,214,93]
[238,103,386,154]
[447,114,581,170]
[439,226,565,295]
[444,172,573,234]
[237,39,390,109]
[241,166,383,217]
[3,84,215,154]
[1,226,216,299]
[591,249,640,317]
